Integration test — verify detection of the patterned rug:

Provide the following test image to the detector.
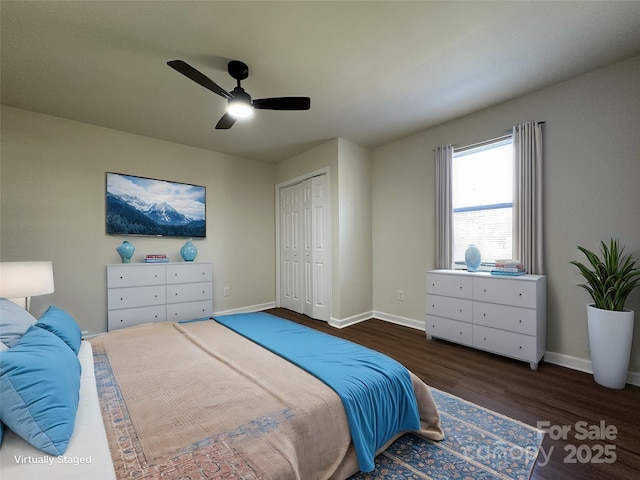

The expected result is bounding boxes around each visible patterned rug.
[349,388,544,480]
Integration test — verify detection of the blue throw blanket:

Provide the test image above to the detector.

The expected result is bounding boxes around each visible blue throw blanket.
[214,312,420,472]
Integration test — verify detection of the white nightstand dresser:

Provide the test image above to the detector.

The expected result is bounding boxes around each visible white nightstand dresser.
[107,262,212,331]
[425,269,546,370]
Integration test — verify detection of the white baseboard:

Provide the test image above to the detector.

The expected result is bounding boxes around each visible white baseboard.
[329,311,373,329]
[330,310,426,330]
[234,306,640,388]
[213,301,276,317]
[543,351,640,387]
[371,311,640,387]
[372,311,425,331]
[542,351,592,374]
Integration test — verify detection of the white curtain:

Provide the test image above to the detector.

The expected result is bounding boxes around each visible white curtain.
[434,144,454,269]
[513,122,544,274]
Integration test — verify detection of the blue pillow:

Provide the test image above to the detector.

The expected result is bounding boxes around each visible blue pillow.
[35,306,82,355]
[0,325,81,455]
[0,298,37,348]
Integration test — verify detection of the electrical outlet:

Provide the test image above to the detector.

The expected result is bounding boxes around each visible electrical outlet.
[397,289,404,301]
[223,287,230,297]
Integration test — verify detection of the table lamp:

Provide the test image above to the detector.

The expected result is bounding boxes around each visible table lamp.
[0,261,55,310]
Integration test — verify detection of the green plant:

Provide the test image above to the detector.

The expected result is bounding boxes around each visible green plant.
[570,238,640,311]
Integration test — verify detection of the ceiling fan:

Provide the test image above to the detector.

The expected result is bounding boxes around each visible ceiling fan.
[167,59,311,130]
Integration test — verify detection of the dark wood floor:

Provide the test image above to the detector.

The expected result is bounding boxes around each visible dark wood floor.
[266,308,640,480]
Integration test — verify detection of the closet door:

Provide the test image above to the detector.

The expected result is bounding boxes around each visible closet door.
[280,182,303,313]
[307,175,330,321]
[278,174,331,321]
[302,180,314,317]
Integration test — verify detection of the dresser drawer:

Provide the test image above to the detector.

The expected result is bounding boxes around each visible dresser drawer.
[473,277,537,308]
[108,305,166,331]
[166,263,212,284]
[167,300,213,322]
[107,265,165,287]
[107,285,166,309]
[167,281,212,304]
[473,325,536,362]
[425,273,472,299]
[426,294,473,323]
[473,302,537,335]
[426,315,472,346]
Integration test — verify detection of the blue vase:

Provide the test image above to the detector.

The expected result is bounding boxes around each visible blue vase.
[116,241,135,263]
[465,245,481,272]
[180,241,197,262]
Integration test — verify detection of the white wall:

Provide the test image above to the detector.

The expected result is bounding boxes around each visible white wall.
[337,138,373,322]
[0,106,276,334]
[3,55,639,376]
[372,55,640,372]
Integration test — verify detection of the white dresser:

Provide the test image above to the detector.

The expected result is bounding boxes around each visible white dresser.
[107,262,213,331]
[425,269,546,370]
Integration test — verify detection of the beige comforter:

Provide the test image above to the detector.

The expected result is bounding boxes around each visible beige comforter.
[91,319,443,479]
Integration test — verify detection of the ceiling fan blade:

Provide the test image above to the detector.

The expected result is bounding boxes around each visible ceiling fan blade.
[215,112,237,130]
[167,60,232,99]
[253,97,311,111]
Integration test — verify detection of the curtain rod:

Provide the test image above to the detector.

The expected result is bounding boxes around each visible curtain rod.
[450,121,546,153]
[507,121,546,133]
[453,134,511,153]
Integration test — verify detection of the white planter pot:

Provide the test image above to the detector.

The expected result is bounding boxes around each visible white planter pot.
[587,304,634,389]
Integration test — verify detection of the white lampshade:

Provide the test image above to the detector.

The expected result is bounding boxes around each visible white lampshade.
[0,262,55,309]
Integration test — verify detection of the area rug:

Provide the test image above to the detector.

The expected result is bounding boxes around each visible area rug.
[349,388,544,480]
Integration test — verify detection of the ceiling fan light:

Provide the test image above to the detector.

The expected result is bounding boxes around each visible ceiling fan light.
[227,99,254,119]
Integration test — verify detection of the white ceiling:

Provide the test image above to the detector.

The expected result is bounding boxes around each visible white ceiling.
[2,1,640,163]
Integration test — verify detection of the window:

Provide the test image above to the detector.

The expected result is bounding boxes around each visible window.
[452,137,513,267]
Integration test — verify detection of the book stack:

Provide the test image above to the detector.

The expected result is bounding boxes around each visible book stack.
[491,260,526,276]
[144,254,169,263]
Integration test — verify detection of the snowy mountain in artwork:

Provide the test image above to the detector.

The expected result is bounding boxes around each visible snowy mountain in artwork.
[144,202,192,225]
[106,192,205,237]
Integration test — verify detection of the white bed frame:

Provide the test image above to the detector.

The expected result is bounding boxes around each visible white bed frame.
[0,341,115,480]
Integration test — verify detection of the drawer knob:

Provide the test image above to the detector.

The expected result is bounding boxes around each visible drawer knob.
[519,319,522,323]
[459,309,463,313]
[519,346,523,349]
[484,337,487,341]
[519,293,523,296]
[459,286,462,289]
[483,313,486,317]
[483,289,487,293]
[459,331,463,335]
[119,276,123,279]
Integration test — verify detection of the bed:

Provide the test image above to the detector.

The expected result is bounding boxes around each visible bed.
[0,340,116,480]
[1,307,444,480]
